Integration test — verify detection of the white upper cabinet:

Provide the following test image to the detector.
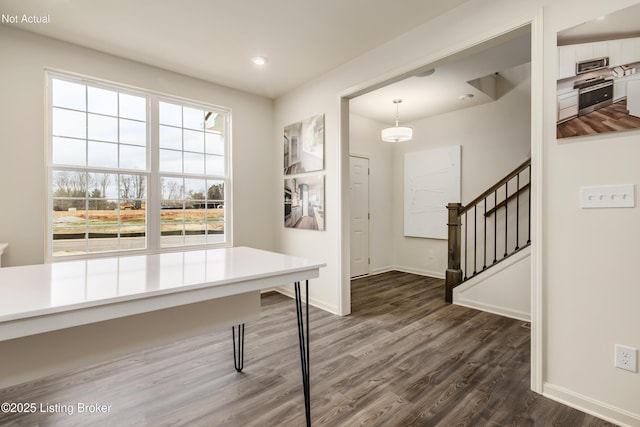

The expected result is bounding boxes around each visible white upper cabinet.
[574,44,593,62]
[621,38,636,65]
[558,45,576,79]
[611,37,640,66]
[609,40,623,67]
[593,41,609,59]
[574,41,608,61]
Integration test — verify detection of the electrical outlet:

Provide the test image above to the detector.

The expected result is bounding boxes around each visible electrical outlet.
[615,344,638,372]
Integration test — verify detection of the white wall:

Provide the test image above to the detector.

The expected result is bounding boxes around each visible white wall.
[543,2,640,425]
[0,27,275,267]
[348,114,394,274]
[274,0,640,424]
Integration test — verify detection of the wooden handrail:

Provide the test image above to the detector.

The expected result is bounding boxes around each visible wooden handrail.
[459,158,531,215]
[485,182,530,217]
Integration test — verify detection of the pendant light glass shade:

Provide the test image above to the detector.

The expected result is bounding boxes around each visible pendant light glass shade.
[381,99,413,142]
[381,125,413,143]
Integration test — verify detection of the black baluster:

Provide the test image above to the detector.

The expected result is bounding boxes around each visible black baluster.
[504,181,508,258]
[464,211,468,280]
[483,196,487,270]
[515,172,520,251]
[473,205,477,276]
[493,190,497,264]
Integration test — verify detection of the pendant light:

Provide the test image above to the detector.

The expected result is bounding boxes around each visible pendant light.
[381,99,413,142]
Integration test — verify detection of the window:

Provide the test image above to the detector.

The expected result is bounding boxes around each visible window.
[158,101,227,247]
[47,73,230,259]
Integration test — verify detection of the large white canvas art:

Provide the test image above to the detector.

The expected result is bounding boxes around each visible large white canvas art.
[404,146,461,239]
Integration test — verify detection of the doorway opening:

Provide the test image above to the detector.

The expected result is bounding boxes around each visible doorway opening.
[347,24,532,281]
[343,20,541,390]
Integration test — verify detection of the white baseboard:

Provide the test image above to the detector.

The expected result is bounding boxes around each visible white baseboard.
[543,383,640,427]
[273,285,340,315]
[454,298,530,322]
[391,265,445,279]
[370,266,395,275]
[357,265,444,279]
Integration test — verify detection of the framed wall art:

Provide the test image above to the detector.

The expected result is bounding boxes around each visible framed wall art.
[284,174,325,231]
[283,114,324,174]
[556,4,640,140]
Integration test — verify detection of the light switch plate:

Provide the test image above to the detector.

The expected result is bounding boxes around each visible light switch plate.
[580,184,635,208]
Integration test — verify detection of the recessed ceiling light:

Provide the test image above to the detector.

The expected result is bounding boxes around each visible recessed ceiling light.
[596,15,606,21]
[251,56,268,66]
[459,93,474,100]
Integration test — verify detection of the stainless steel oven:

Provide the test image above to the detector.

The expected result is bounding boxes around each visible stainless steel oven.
[576,57,609,75]
[573,76,613,116]
[576,79,613,115]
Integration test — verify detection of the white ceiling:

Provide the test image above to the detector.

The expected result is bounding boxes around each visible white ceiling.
[350,29,532,124]
[2,0,536,123]
[558,3,640,45]
[0,0,469,99]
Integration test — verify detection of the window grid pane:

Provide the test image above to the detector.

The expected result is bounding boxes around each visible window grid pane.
[51,79,149,172]
[160,177,225,248]
[51,170,148,257]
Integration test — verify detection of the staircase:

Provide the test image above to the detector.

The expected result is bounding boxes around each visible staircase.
[445,158,531,304]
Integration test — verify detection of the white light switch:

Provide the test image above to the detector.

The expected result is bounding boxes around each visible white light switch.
[580,184,635,208]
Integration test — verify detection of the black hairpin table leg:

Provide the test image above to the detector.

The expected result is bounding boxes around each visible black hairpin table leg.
[294,280,311,427]
[232,323,245,372]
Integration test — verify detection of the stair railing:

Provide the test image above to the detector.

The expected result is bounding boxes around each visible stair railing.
[445,158,531,303]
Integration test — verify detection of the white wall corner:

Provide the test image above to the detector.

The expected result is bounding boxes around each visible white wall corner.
[370,265,396,276]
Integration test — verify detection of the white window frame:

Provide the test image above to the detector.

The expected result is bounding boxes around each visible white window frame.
[45,70,232,262]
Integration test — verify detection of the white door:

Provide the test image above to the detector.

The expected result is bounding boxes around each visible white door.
[350,156,369,278]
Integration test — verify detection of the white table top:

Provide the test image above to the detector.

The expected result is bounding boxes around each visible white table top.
[0,247,324,340]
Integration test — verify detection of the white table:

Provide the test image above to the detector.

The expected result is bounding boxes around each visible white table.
[0,246,324,426]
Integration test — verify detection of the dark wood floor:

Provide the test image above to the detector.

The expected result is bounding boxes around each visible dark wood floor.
[0,272,615,426]
[557,99,640,139]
